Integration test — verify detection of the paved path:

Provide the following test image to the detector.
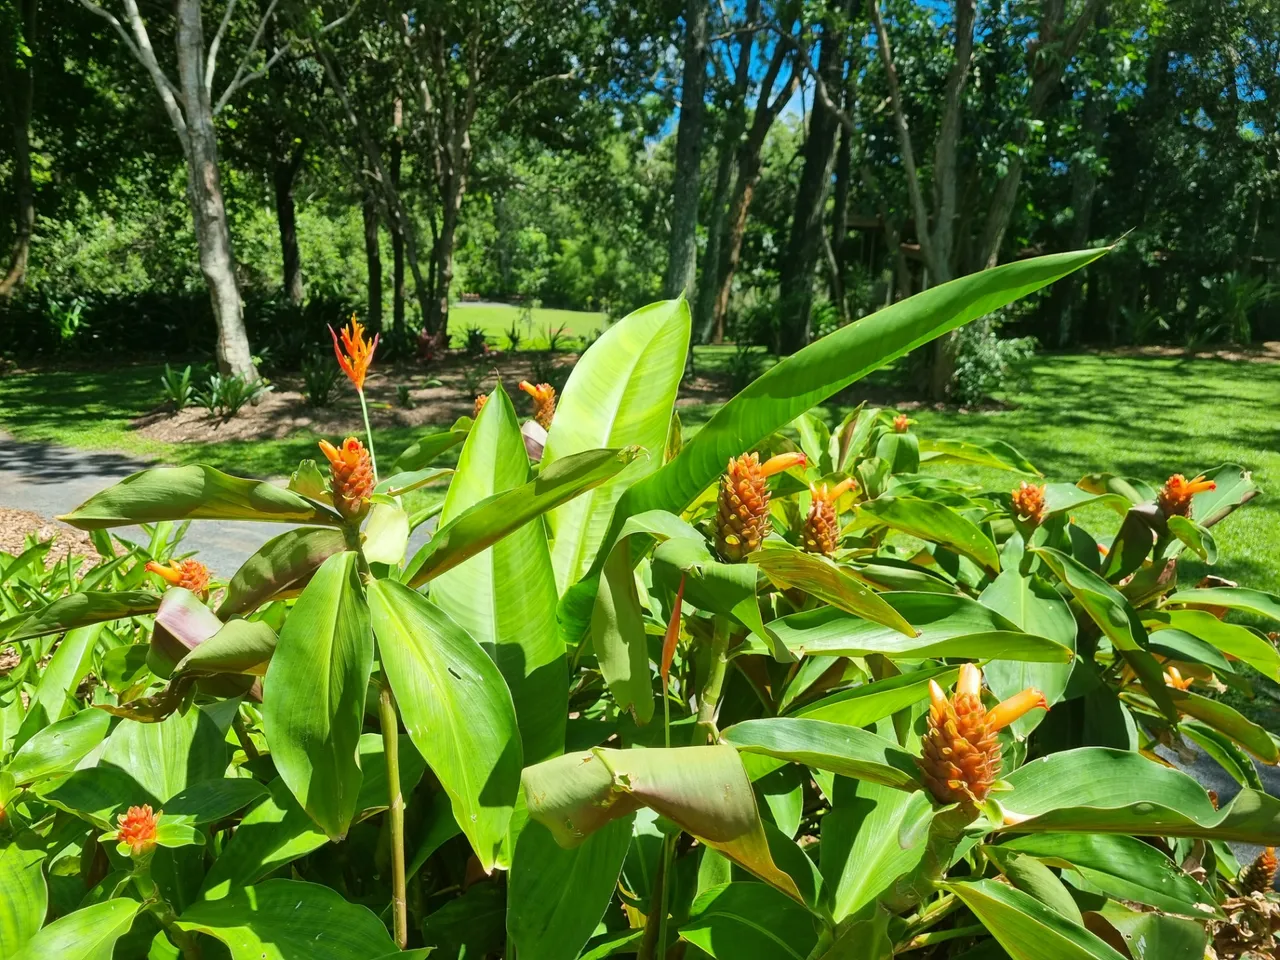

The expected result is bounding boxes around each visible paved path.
[0,433,431,577]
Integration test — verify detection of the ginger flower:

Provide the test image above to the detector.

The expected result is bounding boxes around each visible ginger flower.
[917,664,1048,806]
[1242,848,1278,894]
[803,478,856,556]
[115,804,160,858]
[1011,481,1047,525]
[473,394,488,418]
[145,558,210,599]
[1164,665,1195,691]
[893,413,910,434]
[715,451,806,562]
[1157,473,1215,519]
[319,437,374,520]
[519,381,556,429]
[329,316,379,392]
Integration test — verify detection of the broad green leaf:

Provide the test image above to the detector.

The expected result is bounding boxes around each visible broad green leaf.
[1041,483,1130,516]
[392,418,472,472]
[945,878,1126,960]
[1191,463,1258,527]
[1182,720,1264,790]
[507,817,634,960]
[820,780,933,922]
[1166,516,1216,562]
[368,579,521,872]
[752,544,916,638]
[432,386,566,763]
[10,898,140,960]
[0,836,45,959]
[858,497,1000,573]
[101,702,227,803]
[794,666,959,725]
[979,570,1077,738]
[523,745,800,901]
[1148,689,1278,761]
[59,464,342,529]
[353,733,428,821]
[176,879,397,959]
[173,618,276,678]
[918,437,1040,475]
[406,446,642,588]
[1093,901,1207,960]
[374,466,453,497]
[31,765,149,827]
[1146,609,1280,682]
[769,593,1070,662]
[722,718,921,790]
[263,552,373,840]
[1000,747,1280,844]
[608,249,1105,554]
[217,527,348,618]
[164,779,269,824]
[1162,586,1280,623]
[422,880,505,957]
[5,591,159,643]
[5,708,108,785]
[983,847,1082,923]
[997,833,1219,917]
[148,587,222,674]
[13,624,100,749]
[680,882,820,960]
[544,298,690,590]
[1032,548,1146,652]
[875,430,919,474]
[198,779,328,898]
[362,502,409,565]
[1076,474,1157,505]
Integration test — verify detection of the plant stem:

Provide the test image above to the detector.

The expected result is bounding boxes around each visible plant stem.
[135,874,202,960]
[359,388,379,482]
[638,831,675,960]
[379,682,408,949]
[898,924,986,952]
[695,616,731,742]
[231,712,259,761]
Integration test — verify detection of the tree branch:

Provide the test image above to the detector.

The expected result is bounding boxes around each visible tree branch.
[773,25,854,133]
[206,0,238,95]
[213,0,279,112]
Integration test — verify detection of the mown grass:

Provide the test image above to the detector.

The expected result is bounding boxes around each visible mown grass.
[449,303,608,348]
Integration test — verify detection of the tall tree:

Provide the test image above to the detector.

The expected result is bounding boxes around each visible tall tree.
[0,0,37,299]
[664,0,709,303]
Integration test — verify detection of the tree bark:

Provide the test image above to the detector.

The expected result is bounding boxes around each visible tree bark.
[0,0,37,300]
[390,98,405,341]
[663,0,709,301]
[828,109,853,322]
[175,0,255,379]
[273,143,306,305]
[362,188,383,330]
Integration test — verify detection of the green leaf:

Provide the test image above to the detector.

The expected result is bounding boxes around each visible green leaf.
[148,587,222,675]
[1181,720,1264,790]
[353,733,427,821]
[5,591,159,643]
[423,880,505,957]
[857,497,1000,573]
[10,898,140,960]
[164,779,269,824]
[945,878,1126,960]
[1040,484,1130,517]
[523,745,800,901]
[1031,548,1146,652]
[996,833,1219,917]
[918,437,1040,475]
[31,765,148,828]
[1000,747,1280,844]
[793,666,959,725]
[1092,901,1207,960]
[431,386,566,763]
[1162,586,1280,623]
[153,819,205,849]
[1165,689,1278,762]
[59,464,342,529]
[983,847,1082,924]
[769,593,1070,662]
[679,882,820,960]
[101,702,228,803]
[544,298,690,590]
[0,836,46,959]
[5,708,109,785]
[721,718,921,790]
[374,466,453,497]
[979,570,1077,738]
[1146,609,1280,681]
[392,418,472,472]
[263,552,373,840]
[752,544,917,638]
[608,249,1104,554]
[820,780,933,923]
[1076,474,1156,505]
[13,624,100,749]
[1190,463,1258,527]
[368,579,522,872]
[406,446,643,588]
[172,618,276,678]
[1166,516,1216,563]
[217,527,348,618]
[362,502,410,565]
[507,817,634,960]
[176,879,398,959]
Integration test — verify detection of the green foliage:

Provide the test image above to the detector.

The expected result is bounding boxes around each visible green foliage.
[158,363,192,413]
[950,319,1039,406]
[193,371,268,420]
[300,354,341,408]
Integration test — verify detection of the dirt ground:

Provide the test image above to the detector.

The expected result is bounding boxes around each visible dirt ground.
[1101,340,1280,363]
[0,506,96,565]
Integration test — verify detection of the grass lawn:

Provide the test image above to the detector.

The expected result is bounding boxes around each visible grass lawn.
[450,302,608,348]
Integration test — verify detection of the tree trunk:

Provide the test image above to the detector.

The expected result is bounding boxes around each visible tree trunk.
[1053,88,1102,345]
[431,175,463,341]
[0,0,37,300]
[391,99,405,341]
[663,0,709,301]
[362,188,383,330]
[273,144,306,306]
[828,115,853,322]
[175,0,255,380]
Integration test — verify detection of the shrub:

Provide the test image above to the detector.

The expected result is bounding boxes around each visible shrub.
[724,340,763,393]
[158,363,193,412]
[300,354,342,407]
[504,321,523,352]
[194,370,267,418]
[457,324,490,358]
[543,322,569,352]
[14,249,1277,959]
[950,317,1038,406]
[396,384,414,409]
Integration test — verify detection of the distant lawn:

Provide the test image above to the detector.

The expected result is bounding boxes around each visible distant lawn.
[450,303,608,348]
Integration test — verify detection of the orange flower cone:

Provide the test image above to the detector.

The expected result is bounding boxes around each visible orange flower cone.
[1157,473,1215,519]
[519,381,556,429]
[1242,847,1278,894]
[1011,481,1047,525]
[917,664,1048,806]
[715,451,806,562]
[893,413,910,434]
[473,394,489,418]
[319,437,375,520]
[115,804,159,857]
[1163,665,1195,691]
[145,558,210,599]
[803,478,856,556]
[330,316,379,392]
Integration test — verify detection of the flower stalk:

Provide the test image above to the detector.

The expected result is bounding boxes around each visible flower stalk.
[378,682,408,949]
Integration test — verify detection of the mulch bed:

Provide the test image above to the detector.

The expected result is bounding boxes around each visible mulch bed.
[0,507,97,565]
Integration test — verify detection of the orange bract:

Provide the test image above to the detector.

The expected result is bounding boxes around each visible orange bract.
[917,664,1047,806]
[893,413,910,434]
[715,451,806,562]
[117,804,159,856]
[1242,847,1278,894]
[519,381,556,429]
[145,558,210,598]
[1157,473,1216,519]
[1011,481,1047,525]
[319,437,375,519]
[1163,665,1195,691]
[473,394,489,418]
[330,316,379,392]
[803,478,856,556]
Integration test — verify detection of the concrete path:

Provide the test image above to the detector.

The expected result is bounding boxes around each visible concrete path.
[0,433,431,577]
